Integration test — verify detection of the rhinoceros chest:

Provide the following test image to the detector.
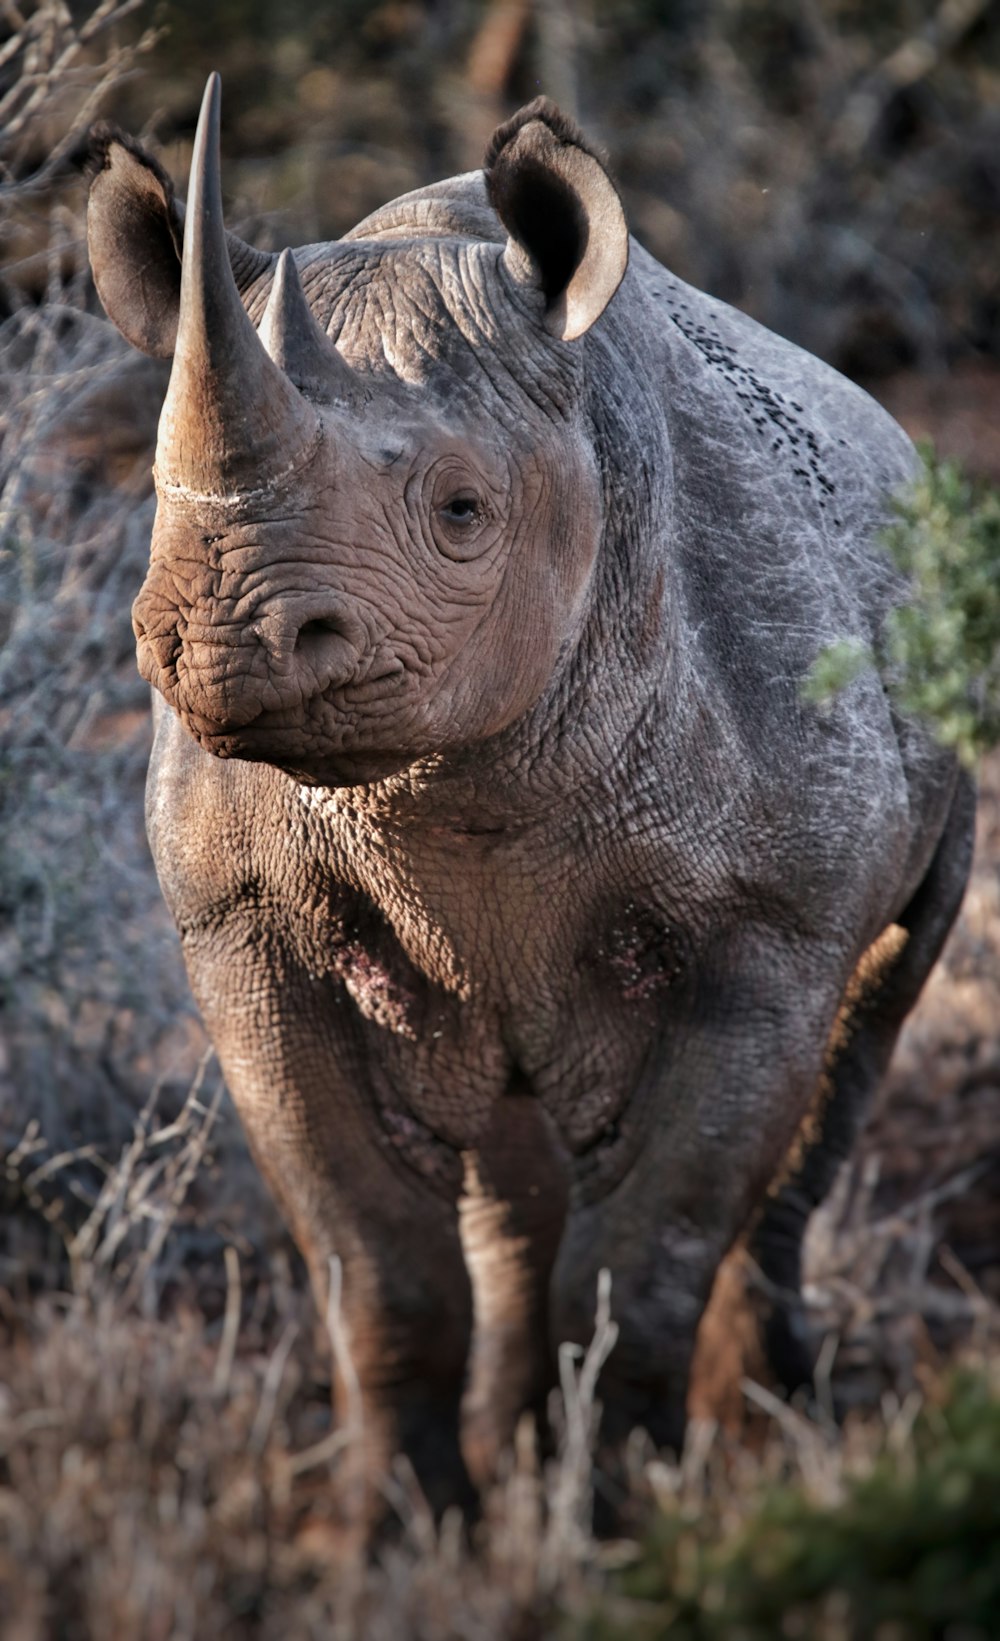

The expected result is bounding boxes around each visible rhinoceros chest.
[290,819,693,1168]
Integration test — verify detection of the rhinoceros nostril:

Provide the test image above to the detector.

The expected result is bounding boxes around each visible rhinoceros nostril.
[295,615,345,651]
[290,613,361,693]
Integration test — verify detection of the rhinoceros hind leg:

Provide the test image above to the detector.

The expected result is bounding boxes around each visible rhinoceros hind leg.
[751,771,976,1396]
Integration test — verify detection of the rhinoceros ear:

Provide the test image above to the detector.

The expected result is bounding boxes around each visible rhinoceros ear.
[86,127,184,357]
[484,99,629,342]
[86,125,273,359]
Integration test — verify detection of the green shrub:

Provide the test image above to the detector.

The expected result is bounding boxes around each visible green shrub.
[584,1371,1000,1641]
[806,451,1000,764]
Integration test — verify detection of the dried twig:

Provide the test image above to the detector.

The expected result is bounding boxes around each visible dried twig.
[249,1320,300,1456]
[212,1244,242,1399]
[543,1267,618,1585]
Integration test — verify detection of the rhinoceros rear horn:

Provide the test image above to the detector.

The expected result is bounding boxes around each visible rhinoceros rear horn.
[259,250,359,404]
[156,74,320,497]
[484,99,629,342]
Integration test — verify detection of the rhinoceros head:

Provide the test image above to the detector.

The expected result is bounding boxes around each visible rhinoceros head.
[87,76,630,785]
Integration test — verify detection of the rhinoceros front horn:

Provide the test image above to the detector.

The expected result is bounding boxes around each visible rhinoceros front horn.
[155,74,320,498]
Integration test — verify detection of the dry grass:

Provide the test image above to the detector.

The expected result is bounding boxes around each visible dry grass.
[1,1077,997,1639]
[0,1077,628,1639]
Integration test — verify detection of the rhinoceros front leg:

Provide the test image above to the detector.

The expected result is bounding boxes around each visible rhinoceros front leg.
[551,930,838,1464]
[180,936,475,1522]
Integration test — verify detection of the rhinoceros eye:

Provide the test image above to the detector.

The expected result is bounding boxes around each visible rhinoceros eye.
[427,461,496,560]
[440,494,480,526]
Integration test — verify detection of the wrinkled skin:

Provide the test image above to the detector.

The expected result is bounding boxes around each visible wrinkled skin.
[88,85,974,1521]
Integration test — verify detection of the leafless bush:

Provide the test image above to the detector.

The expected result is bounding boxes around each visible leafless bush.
[0,290,210,1140]
[583,0,1000,377]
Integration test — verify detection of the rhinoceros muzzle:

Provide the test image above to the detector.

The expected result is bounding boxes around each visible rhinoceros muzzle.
[127,75,395,749]
[134,587,383,733]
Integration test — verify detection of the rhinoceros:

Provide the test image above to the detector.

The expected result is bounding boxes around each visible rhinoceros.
[87,75,973,1517]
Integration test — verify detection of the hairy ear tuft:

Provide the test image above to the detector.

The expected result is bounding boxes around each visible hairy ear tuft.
[86,123,180,216]
[484,100,628,341]
[483,97,600,173]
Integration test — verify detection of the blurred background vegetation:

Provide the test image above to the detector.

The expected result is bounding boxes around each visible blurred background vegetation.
[3,0,998,1156]
[4,0,1000,428]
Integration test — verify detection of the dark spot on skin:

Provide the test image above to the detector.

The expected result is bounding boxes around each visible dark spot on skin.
[662,300,840,504]
[596,904,687,1002]
[333,940,418,1037]
[308,889,460,1189]
[317,887,423,1039]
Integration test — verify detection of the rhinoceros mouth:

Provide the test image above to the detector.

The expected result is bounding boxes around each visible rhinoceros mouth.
[189,720,421,788]
[176,659,425,783]
[182,690,395,749]
[335,659,407,703]
[163,640,406,736]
